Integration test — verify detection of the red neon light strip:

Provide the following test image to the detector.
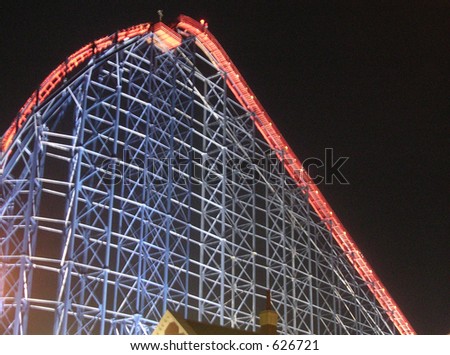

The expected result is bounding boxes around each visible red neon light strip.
[177,14,415,335]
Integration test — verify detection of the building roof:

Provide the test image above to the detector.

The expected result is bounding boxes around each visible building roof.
[152,310,256,335]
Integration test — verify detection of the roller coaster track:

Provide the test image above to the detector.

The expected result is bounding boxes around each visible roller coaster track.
[1,14,415,335]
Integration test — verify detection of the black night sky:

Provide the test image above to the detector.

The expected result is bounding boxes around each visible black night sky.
[0,1,448,334]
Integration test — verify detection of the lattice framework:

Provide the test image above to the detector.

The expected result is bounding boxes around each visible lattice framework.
[0,20,406,335]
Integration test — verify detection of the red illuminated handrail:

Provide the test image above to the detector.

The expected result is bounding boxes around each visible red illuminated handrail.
[177,14,415,335]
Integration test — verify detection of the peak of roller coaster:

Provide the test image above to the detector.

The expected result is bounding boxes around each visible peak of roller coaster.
[0,15,415,335]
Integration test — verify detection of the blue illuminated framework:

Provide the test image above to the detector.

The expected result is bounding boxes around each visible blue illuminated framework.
[1,22,401,334]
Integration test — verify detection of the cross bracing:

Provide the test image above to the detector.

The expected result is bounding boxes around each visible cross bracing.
[0,20,409,334]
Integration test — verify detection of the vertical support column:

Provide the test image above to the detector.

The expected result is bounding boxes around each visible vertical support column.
[197,71,230,325]
[249,113,257,331]
[162,78,175,317]
[279,151,288,334]
[13,112,44,334]
[99,52,123,334]
[305,187,315,334]
[289,190,297,332]
[54,72,90,334]
[219,72,228,326]
[184,45,195,320]
[198,141,206,322]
